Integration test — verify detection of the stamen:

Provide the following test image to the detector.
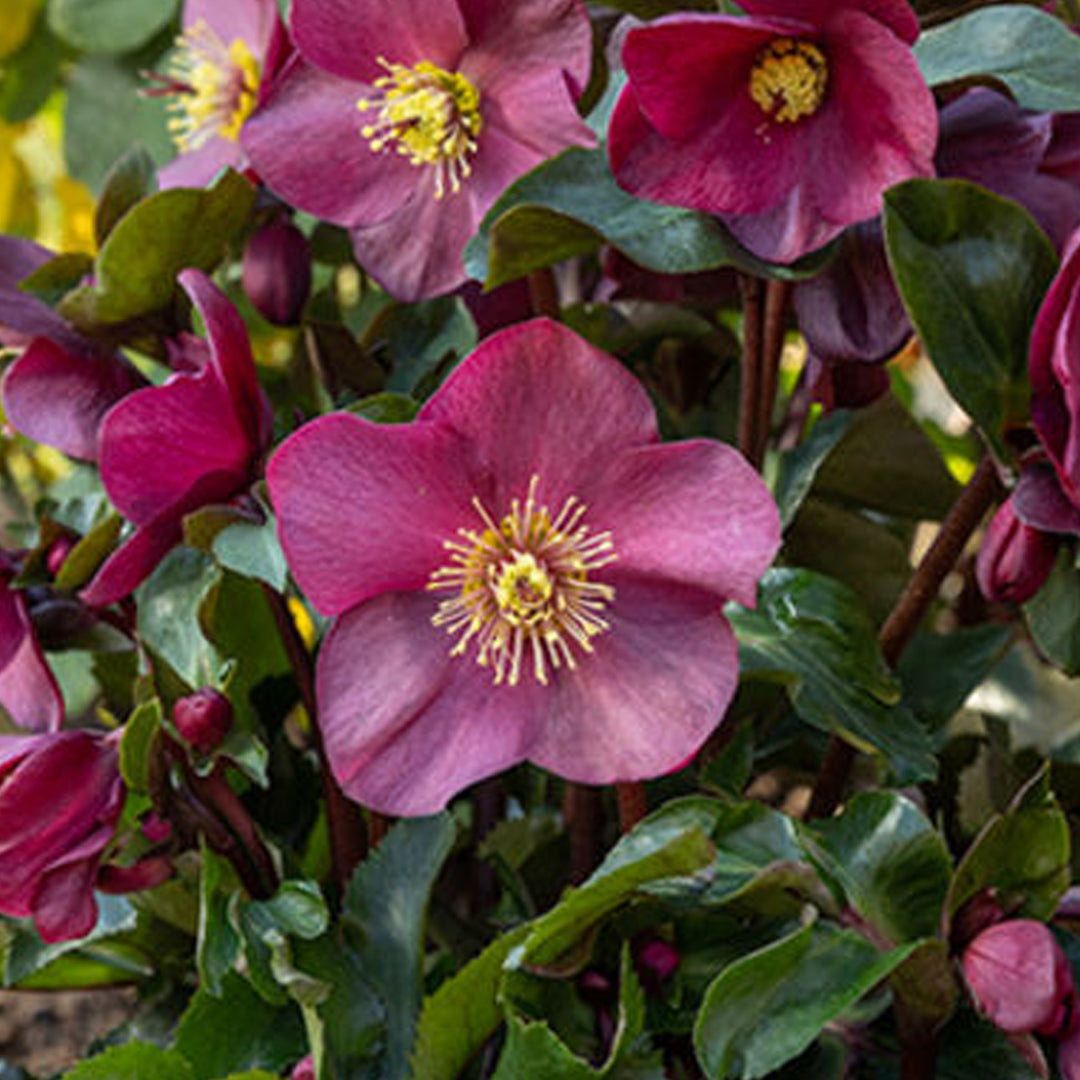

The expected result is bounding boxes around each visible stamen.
[427,476,616,687]
[749,38,828,124]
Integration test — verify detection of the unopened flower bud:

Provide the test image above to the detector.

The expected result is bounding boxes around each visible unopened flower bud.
[976,499,1060,605]
[292,1055,315,1080]
[45,534,77,578]
[963,919,1077,1036]
[636,939,680,994]
[242,219,311,326]
[173,688,233,754]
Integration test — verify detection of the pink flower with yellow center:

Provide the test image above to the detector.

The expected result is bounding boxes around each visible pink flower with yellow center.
[608,0,937,263]
[241,0,596,300]
[268,319,781,815]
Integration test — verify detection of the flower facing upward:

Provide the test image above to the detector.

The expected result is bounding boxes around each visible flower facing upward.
[269,319,781,815]
[608,0,937,263]
[241,0,596,300]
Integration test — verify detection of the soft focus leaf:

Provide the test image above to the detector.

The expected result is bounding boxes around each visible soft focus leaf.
[63,1043,194,1080]
[95,145,157,247]
[48,0,178,55]
[934,1009,1043,1079]
[346,392,420,424]
[0,13,63,124]
[119,697,161,793]
[54,512,123,592]
[1026,549,1080,675]
[774,411,854,531]
[883,180,1056,459]
[693,922,917,1079]
[212,517,288,593]
[730,569,937,783]
[197,846,240,998]
[915,5,1080,111]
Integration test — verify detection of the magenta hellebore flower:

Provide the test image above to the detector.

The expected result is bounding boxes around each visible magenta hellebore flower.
[152,0,286,189]
[608,0,937,264]
[80,270,273,607]
[269,319,781,815]
[0,730,124,943]
[241,0,596,300]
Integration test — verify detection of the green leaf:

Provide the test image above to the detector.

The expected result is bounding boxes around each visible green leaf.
[0,13,63,125]
[945,766,1070,926]
[342,814,458,1080]
[729,569,937,784]
[119,697,162,793]
[883,179,1057,459]
[53,511,123,592]
[60,169,256,329]
[914,4,1080,112]
[934,1008,1043,1079]
[699,722,755,799]
[492,1020,599,1080]
[63,1042,195,1080]
[173,971,306,1080]
[693,923,918,1079]
[95,145,157,247]
[18,253,94,306]
[411,926,530,1080]
[212,516,288,592]
[1026,548,1080,674]
[197,846,240,998]
[48,0,178,54]
[809,793,952,943]
[773,411,854,531]
[346,391,420,424]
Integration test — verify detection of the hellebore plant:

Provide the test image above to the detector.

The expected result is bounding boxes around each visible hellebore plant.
[269,319,780,814]
[242,0,596,299]
[608,0,937,263]
[80,269,272,607]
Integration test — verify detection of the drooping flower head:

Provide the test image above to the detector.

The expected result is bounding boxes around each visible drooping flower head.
[81,270,273,607]
[608,0,937,263]
[269,319,780,815]
[242,0,596,300]
[150,0,287,189]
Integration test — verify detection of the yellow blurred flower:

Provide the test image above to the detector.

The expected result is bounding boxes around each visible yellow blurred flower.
[0,0,41,61]
[55,175,96,254]
[0,123,38,236]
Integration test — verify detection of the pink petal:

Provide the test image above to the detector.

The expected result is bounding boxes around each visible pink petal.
[580,439,780,608]
[291,0,467,84]
[33,855,101,943]
[317,590,544,815]
[2,339,145,461]
[241,61,418,228]
[528,575,739,783]
[79,516,183,608]
[184,0,279,55]
[739,0,920,45]
[418,319,659,510]
[1060,1024,1080,1080]
[268,413,479,616]
[157,137,246,191]
[0,588,62,732]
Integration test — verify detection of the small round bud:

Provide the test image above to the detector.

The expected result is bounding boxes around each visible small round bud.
[242,219,312,326]
[45,535,78,578]
[173,688,233,754]
[292,1056,315,1080]
[976,498,1059,605]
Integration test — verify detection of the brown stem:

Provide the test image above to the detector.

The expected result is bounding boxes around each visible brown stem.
[616,782,648,833]
[368,812,391,847]
[738,275,765,468]
[471,777,505,913]
[755,279,791,465]
[263,585,368,892]
[808,455,1003,819]
[528,268,560,319]
[564,783,601,884]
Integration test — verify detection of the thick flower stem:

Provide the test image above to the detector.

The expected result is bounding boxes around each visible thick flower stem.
[808,455,1003,819]
[262,585,368,893]
[755,279,792,465]
[738,275,765,469]
[564,783,601,883]
[528,269,561,320]
[616,781,648,833]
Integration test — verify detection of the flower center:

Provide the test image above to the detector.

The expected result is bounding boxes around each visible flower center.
[748,38,828,124]
[160,21,260,152]
[357,58,483,199]
[427,476,617,687]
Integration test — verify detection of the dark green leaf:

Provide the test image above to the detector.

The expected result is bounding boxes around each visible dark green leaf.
[730,569,937,783]
[693,923,918,1079]
[492,1020,598,1080]
[934,1008,1043,1079]
[48,0,178,54]
[774,411,854,531]
[0,14,63,124]
[212,516,288,593]
[18,253,93,306]
[53,511,123,592]
[346,392,420,424]
[197,847,240,998]
[914,5,1080,111]
[119,697,161,793]
[95,145,157,246]
[883,179,1057,459]
[700,721,755,799]
[63,1043,194,1080]
[1026,548,1080,674]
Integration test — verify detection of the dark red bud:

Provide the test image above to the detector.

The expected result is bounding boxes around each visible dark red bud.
[950,887,1006,949]
[809,356,891,411]
[292,1056,315,1080]
[636,939,680,986]
[45,535,77,577]
[976,499,1060,605]
[242,219,312,326]
[173,688,233,754]
[96,853,174,894]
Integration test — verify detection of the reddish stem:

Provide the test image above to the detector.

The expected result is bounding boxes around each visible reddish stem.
[564,783,601,884]
[616,782,648,833]
[528,268,560,320]
[738,275,765,468]
[755,279,792,464]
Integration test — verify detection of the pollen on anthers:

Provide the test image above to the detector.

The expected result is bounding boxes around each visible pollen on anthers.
[749,37,828,126]
[427,477,617,688]
[356,57,483,199]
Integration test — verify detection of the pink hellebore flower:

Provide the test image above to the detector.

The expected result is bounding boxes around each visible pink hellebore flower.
[80,270,273,607]
[153,0,287,189]
[0,730,124,943]
[269,319,781,815]
[0,553,63,733]
[608,0,937,264]
[241,0,596,300]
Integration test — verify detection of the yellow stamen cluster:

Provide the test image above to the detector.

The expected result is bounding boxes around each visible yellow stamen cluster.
[427,477,617,687]
[357,58,483,199]
[167,21,260,152]
[749,38,828,124]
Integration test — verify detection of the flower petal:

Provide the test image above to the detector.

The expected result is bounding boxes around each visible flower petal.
[0,236,86,351]
[184,0,278,54]
[740,0,920,45]
[157,137,246,191]
[529,575,739,782]
[581,439,780,607]
[2,339,144,461]
[79,516,183,609]
[0,588,63,732]
[317,591,544,815]
[241,61,419,228]
[268,413,478,615]
[291,0,467,83]
[418,318,659,509]
[33,854,102,943]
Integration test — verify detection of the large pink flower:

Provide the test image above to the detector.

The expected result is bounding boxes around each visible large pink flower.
[241,0,596,300]
[81,270,273,607]
[608,0,937,263]
[268,319,780,815]
[0,730,124,943]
